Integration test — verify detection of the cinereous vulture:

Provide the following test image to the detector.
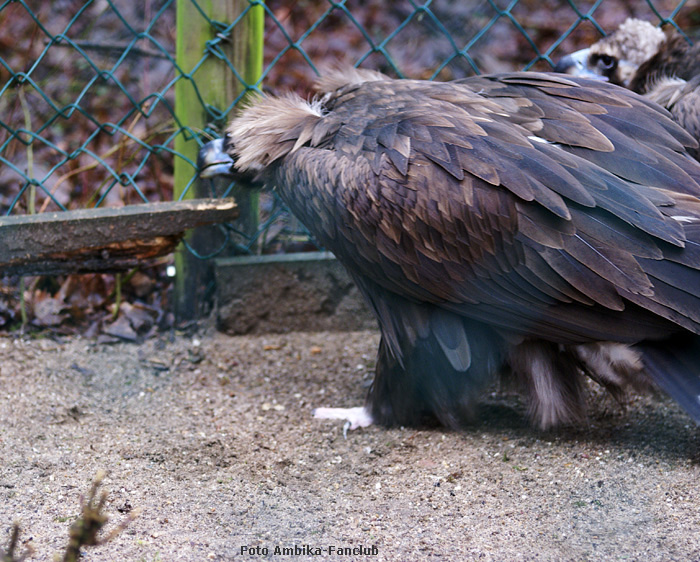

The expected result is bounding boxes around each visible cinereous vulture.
[199,67,700,431]
[555,18,700,160]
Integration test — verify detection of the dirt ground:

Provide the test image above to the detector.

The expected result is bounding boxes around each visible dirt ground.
[1,325,700,561]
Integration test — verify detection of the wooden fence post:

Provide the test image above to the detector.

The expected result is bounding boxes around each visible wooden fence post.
[173,0,263,322]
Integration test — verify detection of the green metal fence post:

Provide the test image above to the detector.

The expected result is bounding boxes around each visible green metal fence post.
[173,0,263,322]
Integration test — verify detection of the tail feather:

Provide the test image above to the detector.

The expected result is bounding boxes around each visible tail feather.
[639,334,700,424]
[368,308,504,429]
[352,274,504,428]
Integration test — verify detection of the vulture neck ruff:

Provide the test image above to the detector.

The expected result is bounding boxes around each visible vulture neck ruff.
[228,94,326,172]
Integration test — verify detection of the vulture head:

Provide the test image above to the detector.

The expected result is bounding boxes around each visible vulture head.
[199,67,700,432]
[198,134,254,184]
[555,19,700,160]
[554,19,667,87]
[198,137,234,179]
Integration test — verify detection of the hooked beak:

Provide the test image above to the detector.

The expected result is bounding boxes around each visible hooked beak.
[553,48,608,81]
[198,138,235,178]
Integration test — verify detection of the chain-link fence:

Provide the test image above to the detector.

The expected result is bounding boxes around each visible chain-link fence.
[2,0,697,257]
[0,0,698,329]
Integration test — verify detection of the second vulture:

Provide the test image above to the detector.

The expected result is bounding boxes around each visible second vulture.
[199,67,700,431]
[555,18,700,160]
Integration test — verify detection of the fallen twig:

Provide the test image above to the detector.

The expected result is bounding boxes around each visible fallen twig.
[0,523,33,562]
[61,471,138,562]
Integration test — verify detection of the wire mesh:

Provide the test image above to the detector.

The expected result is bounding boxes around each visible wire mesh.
[1,0,697,257]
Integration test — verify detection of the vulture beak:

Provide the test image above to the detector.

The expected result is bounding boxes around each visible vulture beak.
[198,138,235,178]
[554,48,608,81]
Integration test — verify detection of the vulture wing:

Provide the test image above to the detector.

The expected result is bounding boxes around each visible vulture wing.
[218,70,700,429]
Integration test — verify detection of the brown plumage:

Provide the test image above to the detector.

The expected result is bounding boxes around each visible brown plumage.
[199,68,700,431]
[555,18,700,159]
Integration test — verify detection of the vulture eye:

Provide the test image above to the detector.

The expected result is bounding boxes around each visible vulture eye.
[223,132,234,151]
[596,54,616,71]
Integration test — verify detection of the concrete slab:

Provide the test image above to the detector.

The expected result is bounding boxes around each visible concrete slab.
[215,252,376,334]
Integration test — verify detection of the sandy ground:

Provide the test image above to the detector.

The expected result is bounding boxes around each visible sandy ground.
[1,326,700,561]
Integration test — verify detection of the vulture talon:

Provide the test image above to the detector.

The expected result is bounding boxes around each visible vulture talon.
[313,407,374,434]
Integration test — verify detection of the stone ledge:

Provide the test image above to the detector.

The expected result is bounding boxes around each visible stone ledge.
[214,252,376,334]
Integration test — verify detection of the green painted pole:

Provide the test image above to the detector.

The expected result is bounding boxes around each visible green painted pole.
[173,0,263,322]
